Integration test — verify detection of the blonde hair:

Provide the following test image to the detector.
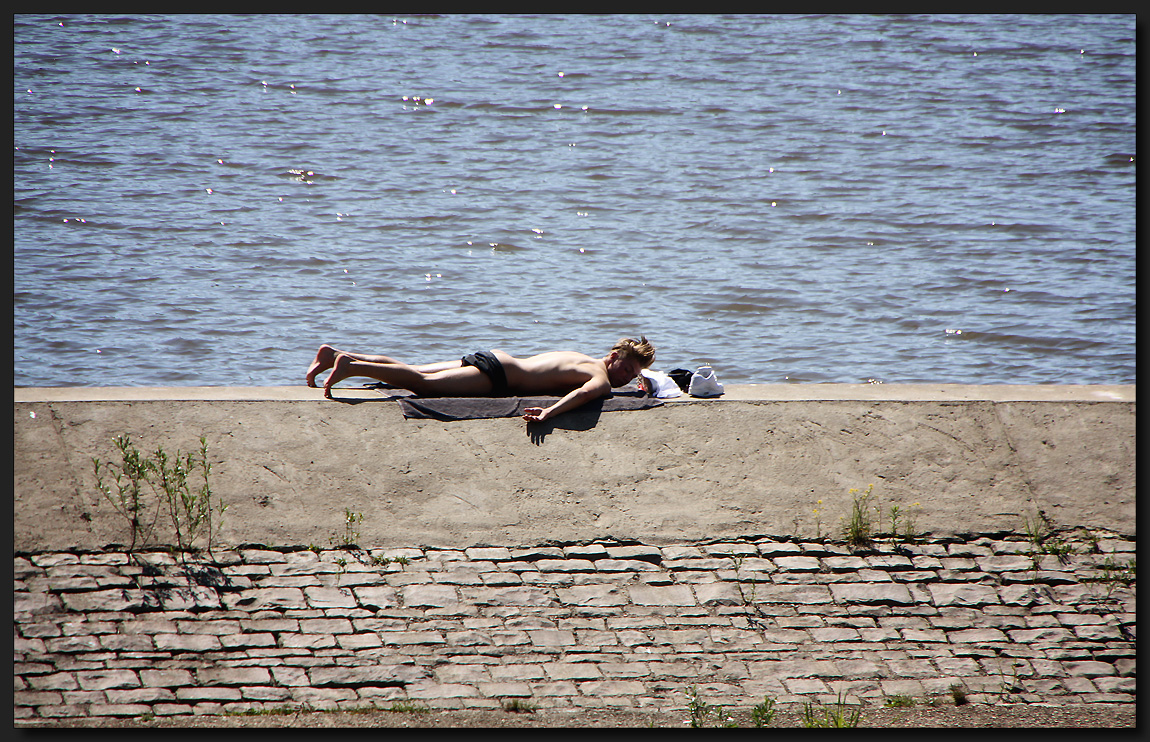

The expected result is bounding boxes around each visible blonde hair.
[612,336,655,368]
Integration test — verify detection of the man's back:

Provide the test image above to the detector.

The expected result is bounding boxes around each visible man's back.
[494,350,607,395]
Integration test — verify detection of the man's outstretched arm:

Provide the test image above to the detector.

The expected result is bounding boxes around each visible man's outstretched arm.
[521,378,611,423]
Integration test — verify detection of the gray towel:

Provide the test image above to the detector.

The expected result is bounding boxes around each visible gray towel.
[398,393,662,421]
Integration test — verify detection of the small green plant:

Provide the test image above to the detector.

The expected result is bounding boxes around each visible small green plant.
[684,685,737,728]
[330,508,364,548]
[750,696,777,727]
[887,502,921,542]
[501,698,536,713]
[1085,556,1136,599]
[727,555,770,630]
[1022,511,1075,572]
[884,694,916,708]
[997,660,1025,702]
[93,435,224,558]
[385,701,430,714]
[153,437,220,558]
[842,484,875,548]
[801,693,861,728]
[93,435,161,551]
[949,683,968,706]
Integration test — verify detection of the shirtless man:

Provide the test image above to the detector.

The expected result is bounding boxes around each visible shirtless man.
[306,337,655,423]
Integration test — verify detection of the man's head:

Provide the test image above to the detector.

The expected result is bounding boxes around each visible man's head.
[605,336,655,387]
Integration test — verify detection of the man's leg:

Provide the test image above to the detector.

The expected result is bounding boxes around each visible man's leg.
[323,353,492,399]
[307,344,463,387]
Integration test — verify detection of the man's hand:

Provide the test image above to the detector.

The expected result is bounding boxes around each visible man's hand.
[522,406,549,423]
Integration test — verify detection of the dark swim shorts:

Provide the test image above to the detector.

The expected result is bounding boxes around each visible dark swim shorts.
[461,350,509,396]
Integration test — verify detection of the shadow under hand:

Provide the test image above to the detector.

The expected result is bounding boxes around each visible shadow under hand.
[526,403,604,445]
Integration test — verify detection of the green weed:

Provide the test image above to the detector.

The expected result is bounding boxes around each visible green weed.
[330,508,364,548]
[684,685,737,728]
[93,435,160,551]
[887,502,921,543]
[750,696,777,727]
[93,435,225,558]
[842,484,875,548]
[1085,556,1136,599]
[501,698,536,713]
[884,694,916,708]
[1022,511,1075,572]
[385,701,430,714]
[801,693,861,728]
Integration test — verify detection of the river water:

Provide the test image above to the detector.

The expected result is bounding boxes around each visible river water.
[14,14,1136,388]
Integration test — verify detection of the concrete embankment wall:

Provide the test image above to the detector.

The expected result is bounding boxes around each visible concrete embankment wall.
[13,385,1137,722]
[13,384,1137,553]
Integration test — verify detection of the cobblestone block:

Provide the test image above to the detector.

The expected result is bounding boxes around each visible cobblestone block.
[822,556,867,572]
[221,632,277,648]
[406,682,481,699]
[298,617,354,634]
[280,633,337,649]
[627,584,696,606]
[976,555,1035,572]
[176,686,243,702]
[927,583,1000,607]
[351,585,399,609]
[304,586,358,608]
[692,582,743,606]
[535,559,597,573]
[465,547,514,561]
[310,664,425,687]
[545,662,604,680]
[1007,627,1075,644]
[75,670,140,691]
[783,677,830,694]
[153,633,222,652]
[480,571,523,586]
[945,628,1006,643]
[751,584,833,604]
[464,585,557,607]
[1092,676,1136,693]
[773,556,821,572]
[865,554,915,570]
[230,587,307,610]
[900,628,949,642]
[380,631,447,646]
[14,592,65,617]
[98,634,154,651]
[401,584,459,607]
[595,559,661,572]
[105,687,176,704]
[196,667,272,686]
[528,629,577,646]
[1063,660,1117,677]
[510,547,565,561]
[830,583,914,605]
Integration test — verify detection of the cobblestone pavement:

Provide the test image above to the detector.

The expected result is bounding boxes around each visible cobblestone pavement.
[15,532,1136,724]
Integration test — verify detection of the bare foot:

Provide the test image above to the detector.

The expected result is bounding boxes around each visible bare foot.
[323,353,354,399]
[307,344,339,387]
